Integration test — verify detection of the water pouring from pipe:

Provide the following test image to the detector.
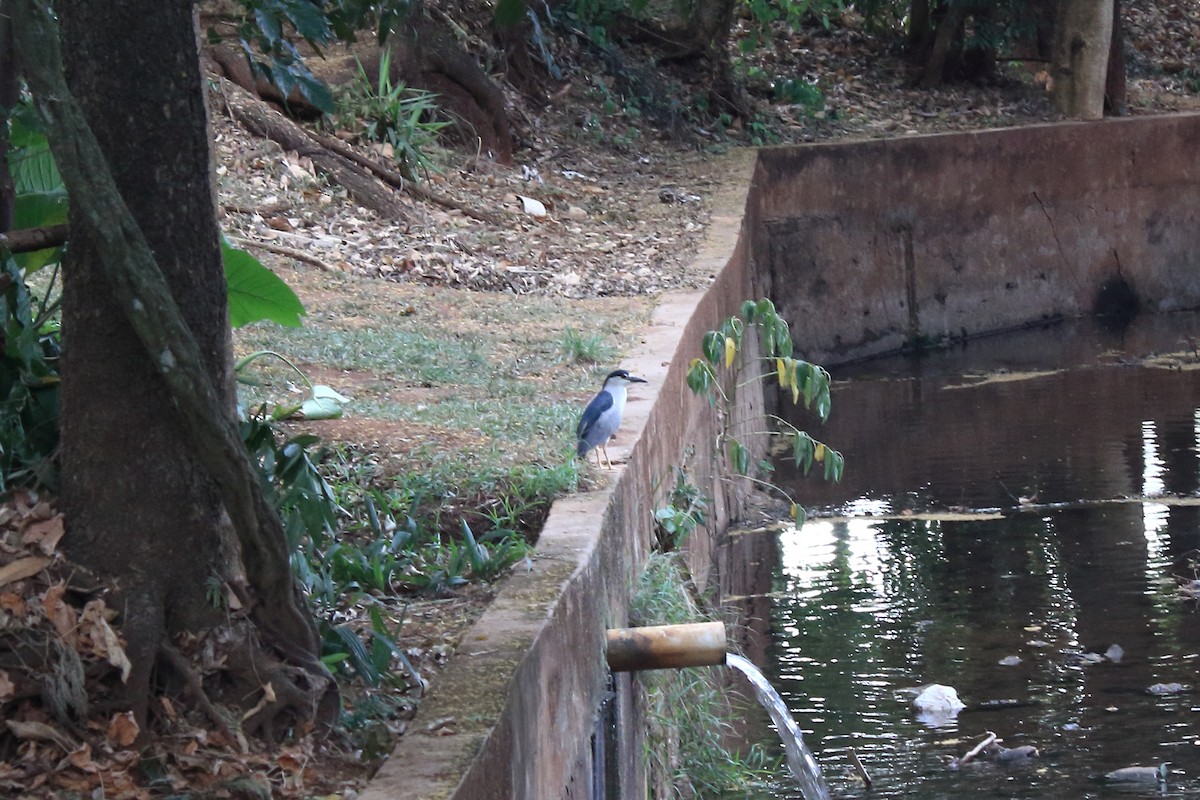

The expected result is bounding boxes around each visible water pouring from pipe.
[605,623,830,800]
[727,653,831,800]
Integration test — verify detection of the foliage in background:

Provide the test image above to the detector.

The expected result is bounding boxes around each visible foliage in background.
[333,47,448,181]
[686,298,843,524]
[631,552,775,798]
[221,0,419,115]
[0,254,60,491]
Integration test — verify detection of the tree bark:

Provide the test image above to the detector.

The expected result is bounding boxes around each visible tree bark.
[1050,0,1115,119]
[0,13,19,233]
[920,3,966,89]
[1105,0,1127,115]
[12,0,334,739]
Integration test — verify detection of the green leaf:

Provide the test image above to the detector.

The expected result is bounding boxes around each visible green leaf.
[295,385,350,420]
[12,190,68,230]
[294,71,334,114]
[728,440,749,475]
[280,0,332,42]
[701,330,723,365]
[253,8,283,45]
[793,431,814,475]
[686,359,715,397]
[493,0,526,27]
[222,241,306,328]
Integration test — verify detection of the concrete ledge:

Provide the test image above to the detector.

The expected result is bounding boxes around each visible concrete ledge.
[361,148,763,800]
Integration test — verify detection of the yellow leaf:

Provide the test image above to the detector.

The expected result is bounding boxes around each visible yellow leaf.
[814,443,826,462]
[724,336,736,368]
[791,380,800,405]
[789,503,799,520]
[777,358,788,387]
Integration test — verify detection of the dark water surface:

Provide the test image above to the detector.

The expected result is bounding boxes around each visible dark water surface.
[740,314,1200,799]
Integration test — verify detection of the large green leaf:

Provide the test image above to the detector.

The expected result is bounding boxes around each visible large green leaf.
[7,117,68,272]
[222,241,306,328]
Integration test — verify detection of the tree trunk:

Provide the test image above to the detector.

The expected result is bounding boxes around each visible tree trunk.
[13,0,333,740]
[919,3,966,89]
[1105,0,1126,115]
[908,0,933,58]
[1050,0,1115,119]
[0,14,18,233]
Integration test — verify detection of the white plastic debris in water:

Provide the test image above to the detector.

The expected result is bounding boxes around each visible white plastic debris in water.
[1105,643,1124,663]
[912,684,966,727]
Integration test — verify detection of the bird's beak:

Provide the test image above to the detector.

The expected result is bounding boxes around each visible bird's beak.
[629,376,648,383]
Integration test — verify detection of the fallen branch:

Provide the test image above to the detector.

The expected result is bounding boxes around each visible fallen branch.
[958,731,998,766]
[227,234,335,272]
[308,128,504,225]
[215,75,410,222]
[848,747,873,788]
[221,201,292,217]
[0,223,68,253]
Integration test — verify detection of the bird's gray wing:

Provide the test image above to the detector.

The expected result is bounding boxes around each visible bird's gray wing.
[578,391,614,439]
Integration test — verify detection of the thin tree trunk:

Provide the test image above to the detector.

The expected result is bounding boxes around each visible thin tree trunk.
[0,14,19,233]
[920,3,966,89]
[1105,0,1126,115]
[1050,0,1115,119]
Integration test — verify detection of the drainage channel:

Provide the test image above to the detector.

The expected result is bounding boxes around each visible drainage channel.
[737,312,1200,798]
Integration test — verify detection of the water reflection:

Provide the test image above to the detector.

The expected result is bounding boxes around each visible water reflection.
[740,315,1200,798]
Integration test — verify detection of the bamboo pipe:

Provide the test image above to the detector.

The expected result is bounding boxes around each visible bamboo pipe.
[606,621,727,672]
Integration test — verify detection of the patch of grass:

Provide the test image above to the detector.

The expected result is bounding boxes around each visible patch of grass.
[558,327,615,364]
[631,553,776,799]
[237,324,490,387]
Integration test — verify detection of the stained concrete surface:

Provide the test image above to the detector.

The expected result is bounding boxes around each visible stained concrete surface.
[756,113,1200,364]
[361,114,1200,800]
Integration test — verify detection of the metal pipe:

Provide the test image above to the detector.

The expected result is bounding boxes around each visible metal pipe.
[606,621,726,671]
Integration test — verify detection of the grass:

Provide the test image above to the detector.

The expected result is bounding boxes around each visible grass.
[234,266,632,554]
[630,553,777,799]
[558,327,616,364]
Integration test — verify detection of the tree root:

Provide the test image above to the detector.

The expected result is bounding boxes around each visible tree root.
[158,642,240,747]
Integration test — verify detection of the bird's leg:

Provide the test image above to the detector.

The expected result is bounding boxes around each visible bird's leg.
[601,443,613,469]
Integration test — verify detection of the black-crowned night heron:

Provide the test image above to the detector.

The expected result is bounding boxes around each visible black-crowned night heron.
[576,369,647,468]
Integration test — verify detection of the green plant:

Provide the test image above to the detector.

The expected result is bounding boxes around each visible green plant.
[336,47,448,181]
[774,77,824,111]
[235,349,349,420]
[559,327,614,364]
[738,0,847,50]
[0,254,61,490]
[686,298,843,523]
[631,553,776,797]
[653,467,708,552]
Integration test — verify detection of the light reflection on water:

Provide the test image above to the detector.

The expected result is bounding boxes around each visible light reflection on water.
[742,315,1200,799]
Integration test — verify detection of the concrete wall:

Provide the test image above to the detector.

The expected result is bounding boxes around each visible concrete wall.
[363,113,1200,800]
[756,113,1200,364]
[361,148,765,800]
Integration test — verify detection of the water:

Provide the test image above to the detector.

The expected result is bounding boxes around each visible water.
[737,314,1200,799]
[728,653,831,800]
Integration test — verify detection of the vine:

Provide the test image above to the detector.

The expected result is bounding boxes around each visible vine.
[686,298,843,523]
